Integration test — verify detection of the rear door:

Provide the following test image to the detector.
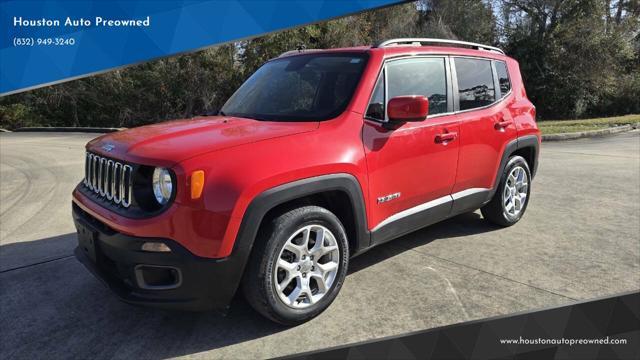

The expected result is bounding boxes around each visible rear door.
[450,57,518,213]
[362,56,460,244]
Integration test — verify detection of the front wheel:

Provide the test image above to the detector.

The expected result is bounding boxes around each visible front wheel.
[481,155,531,227]
[242,205,349,325]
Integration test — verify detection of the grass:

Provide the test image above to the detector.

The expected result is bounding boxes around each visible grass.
[538,114,640,135]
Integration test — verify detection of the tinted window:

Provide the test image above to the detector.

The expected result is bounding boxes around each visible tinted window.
[386,58,448,115]
[454,58,495,110]
[222,54,367,121]
[366,70,385,120]
[495,61,511,97]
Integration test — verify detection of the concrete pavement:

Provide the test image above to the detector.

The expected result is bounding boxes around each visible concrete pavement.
[1,131,638,359]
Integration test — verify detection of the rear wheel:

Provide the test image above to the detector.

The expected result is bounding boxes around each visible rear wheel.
[243,205,349,325]
[481,155,531,227]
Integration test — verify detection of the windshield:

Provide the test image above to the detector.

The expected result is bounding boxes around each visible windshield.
[221,53,368,121]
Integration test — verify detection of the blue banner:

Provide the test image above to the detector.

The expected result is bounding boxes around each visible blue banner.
[1,0,402,95]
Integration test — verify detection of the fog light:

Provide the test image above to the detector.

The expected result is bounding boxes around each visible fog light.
[141,242,171,252]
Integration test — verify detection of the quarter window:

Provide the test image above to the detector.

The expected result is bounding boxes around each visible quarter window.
[495,61,511,97]
[454,58,496,111]
[365,70,385,121]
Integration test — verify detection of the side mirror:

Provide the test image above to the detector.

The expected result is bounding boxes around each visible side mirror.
[387,96,429,123]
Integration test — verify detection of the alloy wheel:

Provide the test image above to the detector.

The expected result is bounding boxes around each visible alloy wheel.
[273,224,340,309]
[502,166,528,217]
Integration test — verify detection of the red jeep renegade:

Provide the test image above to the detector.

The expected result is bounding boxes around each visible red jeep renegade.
[73,38,539,325]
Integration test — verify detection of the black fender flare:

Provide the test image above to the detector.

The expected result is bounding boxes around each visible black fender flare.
[488,134,540,200]
[223,173,370,300]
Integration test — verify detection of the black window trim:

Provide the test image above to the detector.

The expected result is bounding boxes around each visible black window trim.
[450,55,513,113]
[363,55,454,124]
[491,60,502,99]
[363,54,514,125]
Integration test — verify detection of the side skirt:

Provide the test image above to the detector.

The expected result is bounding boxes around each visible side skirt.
[370,188,491,246]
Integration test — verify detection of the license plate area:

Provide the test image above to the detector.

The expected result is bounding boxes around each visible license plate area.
[77,222,98,263]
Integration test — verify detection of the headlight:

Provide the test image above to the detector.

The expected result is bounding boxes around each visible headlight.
[152,167,173,205]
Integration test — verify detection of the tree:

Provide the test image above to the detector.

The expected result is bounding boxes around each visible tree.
[1,0,637,129]
[501,0,639,118]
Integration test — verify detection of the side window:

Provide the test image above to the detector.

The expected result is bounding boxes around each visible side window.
[494,61,511,97]
[454,58,496,110]
[386,58,448,115]
[365,70,385,120]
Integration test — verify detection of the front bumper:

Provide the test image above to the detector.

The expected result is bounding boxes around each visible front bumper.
[72,203,242,312]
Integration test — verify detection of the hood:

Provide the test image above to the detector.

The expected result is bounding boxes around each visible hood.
[87,116,318,166]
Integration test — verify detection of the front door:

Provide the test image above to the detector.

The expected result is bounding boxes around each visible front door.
[362,56,460,244]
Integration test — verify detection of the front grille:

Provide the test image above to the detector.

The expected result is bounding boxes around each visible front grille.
[83,152,133,207]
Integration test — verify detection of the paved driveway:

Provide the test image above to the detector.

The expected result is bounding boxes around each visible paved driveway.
[1,131,638,359]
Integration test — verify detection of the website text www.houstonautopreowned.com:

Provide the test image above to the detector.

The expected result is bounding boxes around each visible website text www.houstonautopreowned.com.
[500,336,629,346]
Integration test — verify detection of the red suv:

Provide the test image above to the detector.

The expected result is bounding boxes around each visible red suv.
[73,38,539,325]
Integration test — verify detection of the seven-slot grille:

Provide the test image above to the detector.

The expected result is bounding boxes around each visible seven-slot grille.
[83,152,133,207]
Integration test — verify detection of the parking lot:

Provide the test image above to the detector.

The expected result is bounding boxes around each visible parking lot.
[1,131,639,359]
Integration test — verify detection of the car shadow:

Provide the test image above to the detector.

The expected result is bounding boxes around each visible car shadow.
[349,211,501,274]
[0,211,500,358]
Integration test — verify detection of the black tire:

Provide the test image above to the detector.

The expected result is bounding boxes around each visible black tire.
[242,205,349,325]
[481,155,532,227]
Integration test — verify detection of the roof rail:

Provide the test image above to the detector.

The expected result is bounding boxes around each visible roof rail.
[375,38,505,55]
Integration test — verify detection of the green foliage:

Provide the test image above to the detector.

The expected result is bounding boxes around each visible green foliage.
[0,103,42,129]
[538,114,640,134]
[0,0,638,129]
[502,0,640,119]
[424,0,497,43]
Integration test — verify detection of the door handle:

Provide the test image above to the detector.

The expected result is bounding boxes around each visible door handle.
[495,120,513,130]
[435,132,457,144]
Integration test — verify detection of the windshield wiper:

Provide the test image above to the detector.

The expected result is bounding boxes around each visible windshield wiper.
[234,113,270,121]
[200,109,221,116]
[218,111,271,121]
